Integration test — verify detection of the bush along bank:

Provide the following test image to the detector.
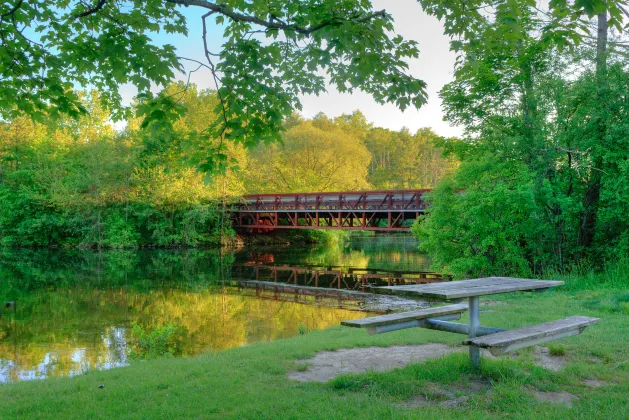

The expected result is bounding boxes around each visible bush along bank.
[0,191,234,249]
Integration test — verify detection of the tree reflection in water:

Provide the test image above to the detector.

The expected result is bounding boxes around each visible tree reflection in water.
[0,235,429,382]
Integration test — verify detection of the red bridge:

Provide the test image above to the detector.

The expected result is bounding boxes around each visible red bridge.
[231,189,429,232]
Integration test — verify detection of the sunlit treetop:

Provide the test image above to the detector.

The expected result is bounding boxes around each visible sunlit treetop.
[419,0,629,43]
[0,0,427,165]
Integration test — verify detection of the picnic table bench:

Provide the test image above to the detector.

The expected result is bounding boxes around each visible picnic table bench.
[342,277,599,368]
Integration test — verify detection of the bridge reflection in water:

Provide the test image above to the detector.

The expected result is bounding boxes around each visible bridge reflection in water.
[232,189,429,232]
[232,263,448,293]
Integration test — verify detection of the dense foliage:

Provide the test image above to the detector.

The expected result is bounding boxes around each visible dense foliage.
[0,85,452,248]
[414,1,629,277]
[0,88,238,248]
[246,111,456,193]
[0,0,427,171]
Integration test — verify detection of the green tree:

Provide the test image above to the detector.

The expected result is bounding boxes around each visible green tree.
[0,86,237,248]
[414,157,550,277]
[245,121,371,192]
[415,0,629,275]
[365,127,456,189]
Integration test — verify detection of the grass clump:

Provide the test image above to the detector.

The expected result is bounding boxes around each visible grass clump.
[294,363,310,372]
[297,323,310,335]
[548,345,566,357]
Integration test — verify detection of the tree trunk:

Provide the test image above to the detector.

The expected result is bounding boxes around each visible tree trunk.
[579,11,607,249]
[596,11,608,78]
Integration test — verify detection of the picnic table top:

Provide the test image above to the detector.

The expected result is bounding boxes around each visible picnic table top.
[376,277,564,300]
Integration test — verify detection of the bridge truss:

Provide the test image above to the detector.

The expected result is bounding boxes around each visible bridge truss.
[232,189,429,232]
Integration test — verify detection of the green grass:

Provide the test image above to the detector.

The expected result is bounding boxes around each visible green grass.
[0,288,628,419]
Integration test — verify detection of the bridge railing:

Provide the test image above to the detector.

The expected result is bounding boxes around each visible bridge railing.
[235,189,430,212]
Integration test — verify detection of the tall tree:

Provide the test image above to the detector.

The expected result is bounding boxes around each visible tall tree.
[415,0,629,276]
[245,121,371,192]
[579,8,609,247]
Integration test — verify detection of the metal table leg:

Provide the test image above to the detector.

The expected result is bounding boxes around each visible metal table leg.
[468,296,481,368]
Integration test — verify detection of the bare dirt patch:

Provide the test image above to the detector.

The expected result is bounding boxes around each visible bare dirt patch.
[530,390,578,407]
[583,379,608,387]
[288,345,509,383]
[532,346,566,371]
[288,341,570,385]
[287,344,459,382]
[399,394,431,408]
[481,300,507,307]
[400,378,492,409]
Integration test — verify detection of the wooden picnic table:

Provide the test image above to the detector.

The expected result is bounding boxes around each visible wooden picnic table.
[375,277,565,367]
[346,276,605,370]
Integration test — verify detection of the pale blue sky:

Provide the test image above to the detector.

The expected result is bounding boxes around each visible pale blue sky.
[129,0,461,137]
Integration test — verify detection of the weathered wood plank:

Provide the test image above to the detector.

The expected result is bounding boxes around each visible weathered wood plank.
[432,283,561,299]
[236,280,370,297]
[341,303,468,328]
[398,277,525,289]
[377,277,564,299]
[378,277,534,291]
[379,277,561,292]
[465,316,600,355]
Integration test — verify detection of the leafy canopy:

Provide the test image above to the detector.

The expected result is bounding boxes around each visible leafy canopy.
[1,0,427,167]
[414,0,629,277]
[245,120,372,193]
[0,0,186,122]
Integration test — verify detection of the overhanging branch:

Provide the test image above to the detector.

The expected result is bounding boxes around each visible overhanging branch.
[165,0,388,35]
[1,0,23,18]
[75,0,108,18]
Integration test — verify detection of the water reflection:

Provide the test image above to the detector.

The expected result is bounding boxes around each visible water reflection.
[233,264,445,292]
[0,235,431,383]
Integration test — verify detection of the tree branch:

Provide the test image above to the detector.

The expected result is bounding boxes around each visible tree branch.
[200,11,229,140]
[615,0,629,20]
[75,0,108,18]
[555,146,589,155]
[1,0,23,18]
[165,0,388,35]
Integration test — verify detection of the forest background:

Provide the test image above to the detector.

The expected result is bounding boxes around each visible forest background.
[0,85,455,250]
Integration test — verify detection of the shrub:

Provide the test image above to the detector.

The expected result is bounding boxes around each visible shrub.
[414,157,557,278]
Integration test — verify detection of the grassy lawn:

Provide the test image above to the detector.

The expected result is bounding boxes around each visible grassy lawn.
[0,286,628,419]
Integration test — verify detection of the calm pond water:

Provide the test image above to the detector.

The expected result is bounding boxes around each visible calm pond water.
[0,234,431,383]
